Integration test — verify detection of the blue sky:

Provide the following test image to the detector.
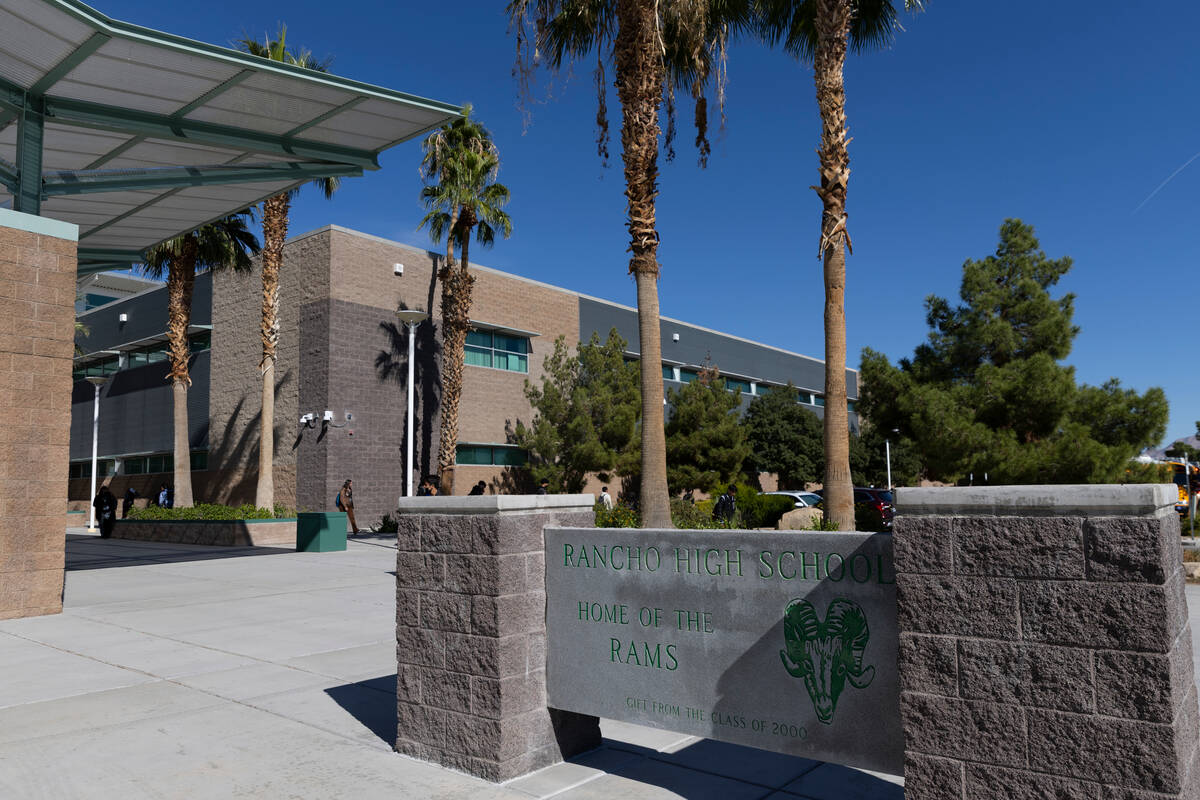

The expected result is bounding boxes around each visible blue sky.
[99,0,1200,446]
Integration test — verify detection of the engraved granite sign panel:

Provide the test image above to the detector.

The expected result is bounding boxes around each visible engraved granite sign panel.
[544,527,902,774]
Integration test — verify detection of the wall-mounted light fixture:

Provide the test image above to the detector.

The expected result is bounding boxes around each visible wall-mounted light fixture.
[118,313,128,323]
[393,263,404,276]
[671,333,680,342]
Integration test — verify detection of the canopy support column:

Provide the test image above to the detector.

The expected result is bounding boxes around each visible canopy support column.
[15,92,44,215]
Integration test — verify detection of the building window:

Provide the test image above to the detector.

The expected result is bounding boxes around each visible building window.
[123,453,174,475]
[679,369,698,383]
[847,401,856,413]
[456,444,528,466]
[813,394,825,407]
[662,365,674,381]
[724,378,751,394]
[190,451,208,471]
[465,330,529,373]
[68,459,114,479]
[73,356,120,381]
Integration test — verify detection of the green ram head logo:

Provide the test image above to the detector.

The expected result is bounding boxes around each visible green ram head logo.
[780,598,875,724]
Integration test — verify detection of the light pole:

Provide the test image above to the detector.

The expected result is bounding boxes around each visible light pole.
[84,375,108,531]
[396,309,429,498]
[885,428,899,491]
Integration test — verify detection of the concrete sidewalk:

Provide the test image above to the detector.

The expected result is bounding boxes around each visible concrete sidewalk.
[0,531,909,799]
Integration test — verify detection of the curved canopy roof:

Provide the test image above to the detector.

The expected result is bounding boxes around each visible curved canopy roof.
[0,0,461,273]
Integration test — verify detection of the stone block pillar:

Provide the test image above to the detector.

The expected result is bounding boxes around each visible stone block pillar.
[0,210,77,620]
[393,495,601,781]
[895,485,1200,799]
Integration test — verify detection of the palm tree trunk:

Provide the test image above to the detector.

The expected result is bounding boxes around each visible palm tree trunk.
[166,235,198,507]
[438,212,475,496]
[256,192,290,509]
[615,0,671,528]
[814,0,854,530]
[434,208,461,494]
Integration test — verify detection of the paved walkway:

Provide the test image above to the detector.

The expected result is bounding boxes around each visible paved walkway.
[0,531,996,798]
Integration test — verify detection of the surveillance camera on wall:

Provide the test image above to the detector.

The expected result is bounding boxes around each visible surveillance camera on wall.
[118,313,128,323]
[300,413,314,424]
[393,263,404,276]
[323,410,334,422]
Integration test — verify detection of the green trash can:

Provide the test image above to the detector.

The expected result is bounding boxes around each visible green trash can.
[296,511,348,552]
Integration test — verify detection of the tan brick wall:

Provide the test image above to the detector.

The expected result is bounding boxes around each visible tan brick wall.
[0,221,76,619]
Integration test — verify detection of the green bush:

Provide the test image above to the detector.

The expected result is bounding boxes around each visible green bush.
[127,503,289,521]
[595,501,640,528]
[372,512,400,533]
[670,497,723,529]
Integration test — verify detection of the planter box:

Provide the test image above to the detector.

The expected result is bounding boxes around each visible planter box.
[113,518,297,547]
[296,512,347,552]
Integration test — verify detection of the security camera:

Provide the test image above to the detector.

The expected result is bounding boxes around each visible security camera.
[393,263,404,276]
[323,410,334,422]
[300,413,314,424]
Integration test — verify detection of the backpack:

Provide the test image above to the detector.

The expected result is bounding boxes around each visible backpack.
[335,492,343,510]
[713,494,734,520]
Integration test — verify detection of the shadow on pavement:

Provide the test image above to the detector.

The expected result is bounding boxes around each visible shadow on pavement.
[325,675,398,747]
[65,533,294,572]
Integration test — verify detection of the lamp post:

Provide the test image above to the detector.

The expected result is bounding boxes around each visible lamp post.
[885,428,899,491]
[396,309,429,498]
[84,375,108,531]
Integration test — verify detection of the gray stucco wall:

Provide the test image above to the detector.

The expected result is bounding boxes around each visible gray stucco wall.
[69,352,209,460]
[578,296,857,398]
[70,272,212,461]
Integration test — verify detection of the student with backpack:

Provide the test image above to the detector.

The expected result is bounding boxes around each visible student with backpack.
[713,485,737,527]
[336,479,360,535]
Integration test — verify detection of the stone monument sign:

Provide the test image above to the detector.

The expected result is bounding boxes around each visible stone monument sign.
[544,527,903,775]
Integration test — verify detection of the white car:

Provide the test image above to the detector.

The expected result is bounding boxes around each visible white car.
[759,491,823,508]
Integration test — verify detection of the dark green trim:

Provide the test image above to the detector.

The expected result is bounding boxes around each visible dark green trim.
[77,247,144,262]
[29,31,110,95]
[45,161,362,196]
[14,94,44,214]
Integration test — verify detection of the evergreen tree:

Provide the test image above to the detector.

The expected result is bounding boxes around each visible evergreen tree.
[665,367,751,494]
[860,219,1167,484]
[742,383,823,489]
[514,330,641,492]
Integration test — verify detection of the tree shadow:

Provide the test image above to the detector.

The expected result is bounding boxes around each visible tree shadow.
[375,264,443,487]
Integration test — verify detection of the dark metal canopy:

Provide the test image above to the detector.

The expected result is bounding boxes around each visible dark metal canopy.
[0,0,462,274]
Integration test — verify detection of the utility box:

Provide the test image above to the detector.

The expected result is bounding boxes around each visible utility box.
[296,512,347,552]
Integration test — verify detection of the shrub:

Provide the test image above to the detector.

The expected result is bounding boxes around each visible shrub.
[670,497,723,529]
[372,512,399,534]
[595,501,640,528]
[127,503,288,521]
[854,502,888,533]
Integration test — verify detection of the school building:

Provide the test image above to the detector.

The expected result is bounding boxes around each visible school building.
[69,224,859,525]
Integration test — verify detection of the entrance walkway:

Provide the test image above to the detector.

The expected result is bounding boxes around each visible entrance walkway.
[0,532,912,798]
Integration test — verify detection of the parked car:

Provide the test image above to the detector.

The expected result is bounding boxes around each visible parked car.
[759,491,823,509]
[811,487,895,529]
[854,488,895,528]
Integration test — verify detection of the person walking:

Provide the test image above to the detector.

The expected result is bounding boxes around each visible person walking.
[121,487,138,518]
[156,483,173,509]
[599,486,614,510]
[713,485,737,527]
[93,486,118,538]
[337,479,360,535]
[536,478,550,495]
[468,480,486,496]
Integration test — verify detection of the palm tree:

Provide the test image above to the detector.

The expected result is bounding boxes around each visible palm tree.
[143,213,260,506]
[236,26,340,510]
[419,107,513,495]
[509,0,746,527]
[757,0,924,529]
